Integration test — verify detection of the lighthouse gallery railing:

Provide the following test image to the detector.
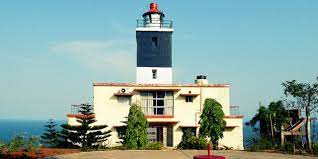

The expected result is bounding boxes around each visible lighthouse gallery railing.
[137,19,173,29]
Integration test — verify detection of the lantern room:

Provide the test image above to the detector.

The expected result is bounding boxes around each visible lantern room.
[137,3,173,29]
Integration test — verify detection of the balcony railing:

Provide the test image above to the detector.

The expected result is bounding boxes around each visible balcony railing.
[71,105,80,114]
[70,104,94,114]
[140,99,174,116]
[141,106,173,116]
[137,19,173,29]
[230,106,240,116]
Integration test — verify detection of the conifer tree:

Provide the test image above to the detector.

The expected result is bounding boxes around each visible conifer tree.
[61,103,111,149]
[123,102,148,149]
[199,98,226,149]
[41,119,59,147]
[57,128,76,148]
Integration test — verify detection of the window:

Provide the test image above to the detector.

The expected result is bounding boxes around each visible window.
[117,96,131,104]
[140,91,173,115]
[116,126,127,140]
[152,69,157,79]
[152,37,158,47]
[185,96,193,103]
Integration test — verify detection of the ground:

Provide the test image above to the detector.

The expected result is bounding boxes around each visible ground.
[0,148,79,159]
[44,150,318,159]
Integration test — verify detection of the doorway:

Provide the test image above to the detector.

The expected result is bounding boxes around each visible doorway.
[147,125,173,147]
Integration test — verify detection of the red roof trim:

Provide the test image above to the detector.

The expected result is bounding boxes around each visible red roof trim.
[93,82,230,88]
[224,115,244,119]
[225,126,239,128]
[180,125,199,128]
[180,93,200,97]
[114,92,135,96]
[67,114,95,118]
[134,88,181,91]
[145,115,174,118]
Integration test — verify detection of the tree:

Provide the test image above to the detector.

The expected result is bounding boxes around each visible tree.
[282,77,318,151]
[267,101,289,133]
[41,119,59,147]
[247,101,288,145]
[177,129,208,150]
[248,105,271,136]
[123,102,148,149]
[57,128,76,148]
[61,103,111,149]
[199,98,226,149]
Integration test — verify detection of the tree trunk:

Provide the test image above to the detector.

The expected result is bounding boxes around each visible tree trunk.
[269,114,274,146]
[305,107,312,152]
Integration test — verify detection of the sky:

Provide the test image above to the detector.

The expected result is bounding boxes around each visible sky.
[0,0,317,120]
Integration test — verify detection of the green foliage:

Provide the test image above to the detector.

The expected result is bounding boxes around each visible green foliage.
[61,103,111,149]
[199,98,226,149]
[247,100,288,144]
[25,136,40,152]
[6,134,40,152]
[177,129,208,150]
[220,145,233,150]
[0,140,6,149]
[57,128,77,148]
[123,102,148,149]
[144,142,163,150]
[41,119,59,148]
[0,140,8,154]
[282,77,318,151]
[246,136,272,151]
[313,142,318,155]
[8,135,24,152]
[280,142,295,154]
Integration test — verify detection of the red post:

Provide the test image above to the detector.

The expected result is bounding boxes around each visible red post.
[208,143,211,156]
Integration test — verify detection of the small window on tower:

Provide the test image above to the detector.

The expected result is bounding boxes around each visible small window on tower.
[152,69,157,79]
[186,96,193,103]
[152,37,158,47]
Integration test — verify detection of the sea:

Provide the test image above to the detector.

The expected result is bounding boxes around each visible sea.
[0,119,316,148]
[0,119,66,142]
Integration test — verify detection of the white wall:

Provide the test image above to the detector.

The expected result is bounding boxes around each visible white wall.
[67,84,243,149]
[136,67,172,84]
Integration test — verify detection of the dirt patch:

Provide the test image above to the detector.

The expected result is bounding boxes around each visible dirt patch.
[0,148,80,159]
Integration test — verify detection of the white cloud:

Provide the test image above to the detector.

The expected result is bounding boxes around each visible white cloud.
[49,40,136,77]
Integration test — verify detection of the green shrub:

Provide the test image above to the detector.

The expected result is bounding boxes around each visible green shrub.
[144,142,163,150]
[0,140,6,149]
[7,134,40,152]
[280,142,295,154]
[0,140,8,154]
[247,136,272,151]
[26,136,40,152]
[220,145,233,150]
[8,135,25,152]
[177,129,208,150]
[313,142,318,155]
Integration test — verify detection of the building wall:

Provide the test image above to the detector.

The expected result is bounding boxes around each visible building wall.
[136,67,172,84]
[220,118,244,150]
[68,84,243,149]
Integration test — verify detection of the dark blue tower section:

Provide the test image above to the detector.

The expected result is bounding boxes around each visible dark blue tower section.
[136,31,172,67]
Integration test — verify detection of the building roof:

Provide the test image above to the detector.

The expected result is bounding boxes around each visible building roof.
[93,82,230,88]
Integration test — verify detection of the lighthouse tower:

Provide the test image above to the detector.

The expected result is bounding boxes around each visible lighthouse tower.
[136,3,173,84]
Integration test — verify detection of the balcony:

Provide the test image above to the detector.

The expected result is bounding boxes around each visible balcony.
[230,106,240,116]
[137,19,173,29]
[70,104,80,114]
[70,104,94,115]
[140,99,174,116]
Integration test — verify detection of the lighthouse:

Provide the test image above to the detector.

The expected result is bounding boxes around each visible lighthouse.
[136,3,173,84]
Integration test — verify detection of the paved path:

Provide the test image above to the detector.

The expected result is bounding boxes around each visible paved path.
[46,150,318,159]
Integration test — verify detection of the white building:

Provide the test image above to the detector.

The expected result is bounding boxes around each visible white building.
[67,3,244,150]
